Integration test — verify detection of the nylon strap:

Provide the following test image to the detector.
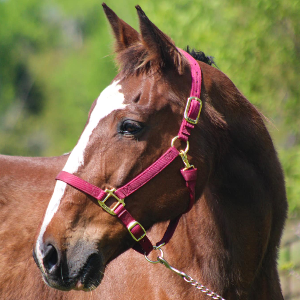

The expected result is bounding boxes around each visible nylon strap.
[177,49,202,142]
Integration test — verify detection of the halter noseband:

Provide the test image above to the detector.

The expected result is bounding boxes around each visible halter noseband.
[56,49,202,255]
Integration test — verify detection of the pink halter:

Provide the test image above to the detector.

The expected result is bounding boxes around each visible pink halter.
[56,49,202,255]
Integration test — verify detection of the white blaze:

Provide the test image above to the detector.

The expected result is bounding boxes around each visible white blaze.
[36,80,126,264]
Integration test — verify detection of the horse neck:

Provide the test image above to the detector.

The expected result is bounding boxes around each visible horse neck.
[147,115,287,297]
[145,191,220,274]
[148,184,282,299]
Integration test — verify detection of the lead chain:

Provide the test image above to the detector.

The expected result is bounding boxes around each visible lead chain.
[145,248,225,300]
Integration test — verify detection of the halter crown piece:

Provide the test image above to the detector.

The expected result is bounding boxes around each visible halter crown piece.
[56,49,202,255]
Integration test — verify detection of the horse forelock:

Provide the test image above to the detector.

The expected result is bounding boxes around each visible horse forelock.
[115,43,214,77]
[115,42,177,76]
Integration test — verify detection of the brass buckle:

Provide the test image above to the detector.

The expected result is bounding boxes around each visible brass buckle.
[127,221,147,242]
[184,97,202,125]
[98,188,125,216]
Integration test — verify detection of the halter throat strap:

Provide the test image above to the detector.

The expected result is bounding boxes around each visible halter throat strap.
[55,49,202,255]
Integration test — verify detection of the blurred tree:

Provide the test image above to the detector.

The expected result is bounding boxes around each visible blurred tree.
[0,0,62,155]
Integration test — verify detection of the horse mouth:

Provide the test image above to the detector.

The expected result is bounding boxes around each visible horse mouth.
[73,253,104,291]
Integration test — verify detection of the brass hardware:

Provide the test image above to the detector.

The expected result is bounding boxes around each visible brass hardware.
[179,150,194,171]
[171,136,189,153]
[127,221,147,242]
[171,136,194,170]
[184,97,202,125]
[154,243,166,250]
[98,188,125,216]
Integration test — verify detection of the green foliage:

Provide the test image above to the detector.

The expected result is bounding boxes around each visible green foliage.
[280,147,300,214]
[0,0,299,212]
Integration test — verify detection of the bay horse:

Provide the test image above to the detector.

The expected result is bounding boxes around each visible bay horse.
[1,3,287,300]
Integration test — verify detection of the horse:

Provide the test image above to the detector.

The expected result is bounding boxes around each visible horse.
[1,3,287,299]
[0,155,69,299]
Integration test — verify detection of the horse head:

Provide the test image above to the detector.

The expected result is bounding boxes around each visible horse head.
[33,4,287,298]
[33,4,213,291]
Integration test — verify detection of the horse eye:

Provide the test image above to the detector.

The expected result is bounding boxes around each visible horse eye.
[119,120,143,136]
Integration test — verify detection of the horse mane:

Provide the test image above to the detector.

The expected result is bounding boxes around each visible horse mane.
[186,46,216,67]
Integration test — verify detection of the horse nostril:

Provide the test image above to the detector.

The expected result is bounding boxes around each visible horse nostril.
[43,244,59,274]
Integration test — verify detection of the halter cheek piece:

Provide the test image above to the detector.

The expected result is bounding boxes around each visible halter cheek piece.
[56,49,202,255]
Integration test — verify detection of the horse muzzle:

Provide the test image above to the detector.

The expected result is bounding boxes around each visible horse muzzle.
[33,241,104,291]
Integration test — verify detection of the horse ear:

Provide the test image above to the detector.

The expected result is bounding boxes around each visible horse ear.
[102,3,140,52]
[135,5,183,73]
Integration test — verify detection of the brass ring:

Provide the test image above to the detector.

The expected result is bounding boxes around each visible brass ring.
[171,136,189,154]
